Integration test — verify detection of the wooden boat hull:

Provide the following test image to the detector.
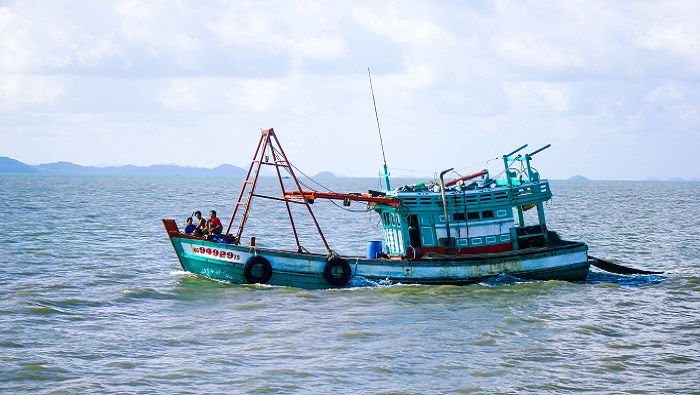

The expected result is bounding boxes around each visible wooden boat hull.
[164,221,590,289]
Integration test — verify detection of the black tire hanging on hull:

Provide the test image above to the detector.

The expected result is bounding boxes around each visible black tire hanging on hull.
[243,256,273,284]
[324,258,352,286]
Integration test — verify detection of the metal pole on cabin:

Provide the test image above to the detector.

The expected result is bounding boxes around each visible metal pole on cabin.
[439,168,454,249]
[503,144,528,187]
[526,144,551,241]
[525,144,551,181]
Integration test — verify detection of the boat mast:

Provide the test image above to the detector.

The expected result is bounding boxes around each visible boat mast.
[368,68,391,191]
[226,128,331,253]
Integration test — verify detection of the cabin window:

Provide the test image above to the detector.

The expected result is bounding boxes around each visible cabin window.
[467,212,479,220]
[482,210,494,219]
[452,213,466,221]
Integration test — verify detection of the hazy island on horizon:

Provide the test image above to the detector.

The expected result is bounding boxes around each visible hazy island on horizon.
[0,156,698,182]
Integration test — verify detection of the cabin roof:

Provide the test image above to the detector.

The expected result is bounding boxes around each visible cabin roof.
[381,179,552,211]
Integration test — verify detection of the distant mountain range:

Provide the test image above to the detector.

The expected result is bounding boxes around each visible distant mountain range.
[0,156,248,177]
[0,156,696,181]
[565,174,698,182]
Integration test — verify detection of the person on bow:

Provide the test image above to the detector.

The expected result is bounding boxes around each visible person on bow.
[183,217,196,234]
[193,211,207,236]
[206,210,223,238]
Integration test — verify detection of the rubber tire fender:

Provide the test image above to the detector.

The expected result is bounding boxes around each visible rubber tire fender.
[243,256,273,284]
[323,257,352,286]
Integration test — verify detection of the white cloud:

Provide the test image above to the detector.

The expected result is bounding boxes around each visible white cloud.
[71,35,122,68]
[0,6,38,72]
[638,24,700,72]
[645,82,685,104]
[504,82,572,114]
[208,1,348,69]
[1,0,699,180]
[0,75,64,109]
[158,79,200,111]
[288,36,346,60]
[352,3,453,46]
[207,7,272,45]
[643,81,700,124]
[115,0,202,69]
[491,35,584,72]
[230,78,292,113]
[156,76,289,113]
[352,3,457,88]
[0,3,125,73]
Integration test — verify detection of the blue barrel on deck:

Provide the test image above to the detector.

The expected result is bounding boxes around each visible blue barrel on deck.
[367,240,383,259]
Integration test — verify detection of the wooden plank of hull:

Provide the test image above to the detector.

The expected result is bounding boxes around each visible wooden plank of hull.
[167,234,590,288]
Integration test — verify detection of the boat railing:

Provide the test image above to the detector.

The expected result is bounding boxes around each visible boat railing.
[511,182,551,205]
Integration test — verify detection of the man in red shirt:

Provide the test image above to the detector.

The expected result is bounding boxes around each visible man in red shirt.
[207,210,223,236]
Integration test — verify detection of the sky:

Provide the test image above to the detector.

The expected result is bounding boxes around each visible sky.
[1,0,699,180]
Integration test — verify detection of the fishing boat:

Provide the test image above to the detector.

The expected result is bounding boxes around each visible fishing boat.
[163,128,660,289]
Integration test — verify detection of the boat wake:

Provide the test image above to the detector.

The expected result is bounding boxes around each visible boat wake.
[336,271,666,290]
[478,273,530,286]
[346,276,394,288]
[584,270,666,286]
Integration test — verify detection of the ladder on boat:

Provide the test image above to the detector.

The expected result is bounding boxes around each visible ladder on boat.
[225,128,331,253]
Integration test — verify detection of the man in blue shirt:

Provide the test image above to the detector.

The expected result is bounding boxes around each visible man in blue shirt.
[184,217,196,234]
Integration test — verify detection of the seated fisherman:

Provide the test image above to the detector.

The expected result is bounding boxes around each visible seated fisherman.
[193,211,207,236]
[184,217,196,234]
[206,210,223,236]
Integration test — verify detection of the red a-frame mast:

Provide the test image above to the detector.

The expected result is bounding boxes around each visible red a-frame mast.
[225,128,331,253]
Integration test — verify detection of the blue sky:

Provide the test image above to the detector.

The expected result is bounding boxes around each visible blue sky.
[1,0,698,180]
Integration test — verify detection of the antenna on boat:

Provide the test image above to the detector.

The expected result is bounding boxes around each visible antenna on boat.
[368,68,391,191]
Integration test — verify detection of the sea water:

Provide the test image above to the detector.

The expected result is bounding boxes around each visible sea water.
[1,175,698,394]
